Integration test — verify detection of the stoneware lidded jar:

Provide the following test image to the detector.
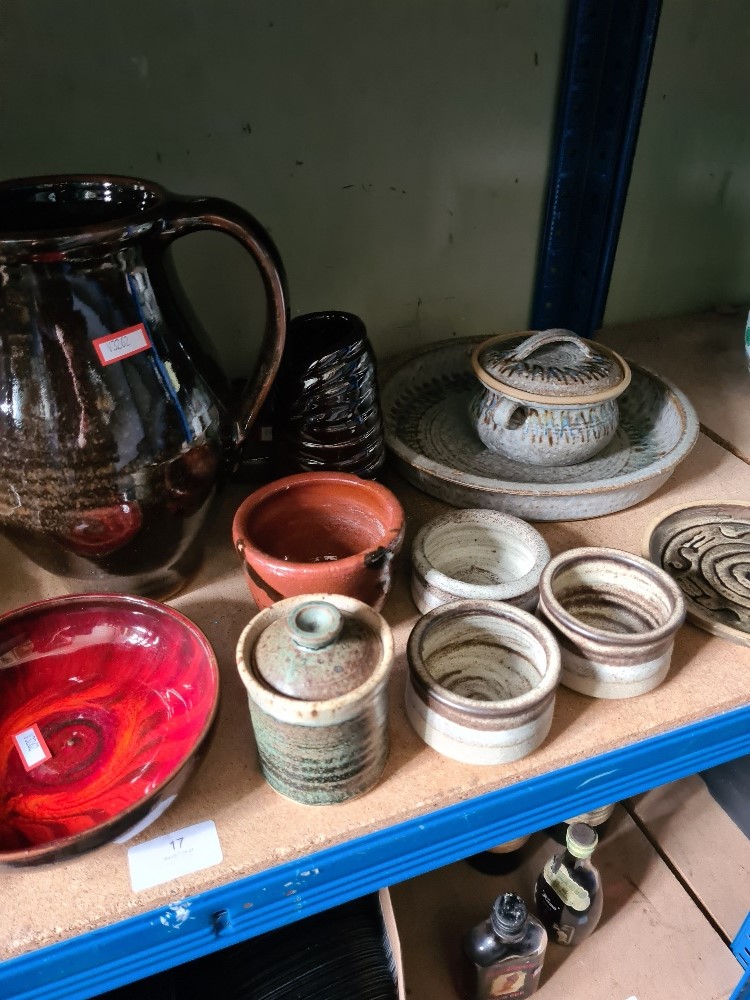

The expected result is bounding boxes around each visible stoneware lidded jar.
[236,593,393,805]
[470,329,631,466]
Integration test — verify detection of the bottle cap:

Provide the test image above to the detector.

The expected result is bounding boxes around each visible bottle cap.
[490,892,528,940]
[566,822,598,858]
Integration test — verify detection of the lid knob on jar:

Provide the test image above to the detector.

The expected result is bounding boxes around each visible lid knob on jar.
[253,598,382,701]
[287,601,344,650]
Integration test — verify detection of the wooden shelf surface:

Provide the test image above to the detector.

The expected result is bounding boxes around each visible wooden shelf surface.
[3,426,750,963]
[602,307,750,462]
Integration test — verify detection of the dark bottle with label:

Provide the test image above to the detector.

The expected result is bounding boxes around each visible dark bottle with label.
[462,892,547,999]
[534,822,603,947]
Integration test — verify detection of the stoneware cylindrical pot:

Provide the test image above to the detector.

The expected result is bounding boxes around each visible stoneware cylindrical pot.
[232,472,405,610]
[537,547,686,699]
[236,593,394,805]
[411,509,550,614]
[405,600,561,765]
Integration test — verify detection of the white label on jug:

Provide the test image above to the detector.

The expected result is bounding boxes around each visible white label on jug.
[93,323,152,366]
[127,820,223,892]
[13,724,52,770]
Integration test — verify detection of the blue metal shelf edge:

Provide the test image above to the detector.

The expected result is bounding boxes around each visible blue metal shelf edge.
[5,703,750,1000]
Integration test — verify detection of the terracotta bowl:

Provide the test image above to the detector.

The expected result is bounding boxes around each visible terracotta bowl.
[405,600,561,765]
[232,472,405,610]
[0,594,219,865]
[411,509,550,614]
[537,547,686,699]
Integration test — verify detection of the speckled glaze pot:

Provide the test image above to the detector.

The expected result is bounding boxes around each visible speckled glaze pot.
[236,593,393,804]
[232,472,405,610]
[470,329,631,466]
[405,600,561,765]
[537,547,686,699]
[0,174,287,599]
[411,509,550,614]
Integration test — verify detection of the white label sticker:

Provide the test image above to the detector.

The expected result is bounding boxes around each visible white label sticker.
[127,820,223,892]
[12,724,52,770]
[93,323,152,366]
[542,857,590,911]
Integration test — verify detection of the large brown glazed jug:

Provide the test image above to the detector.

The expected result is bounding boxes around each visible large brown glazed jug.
[0,175,286,598]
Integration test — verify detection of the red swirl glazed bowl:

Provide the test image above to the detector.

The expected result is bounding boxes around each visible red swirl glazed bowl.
[0,594,219,865]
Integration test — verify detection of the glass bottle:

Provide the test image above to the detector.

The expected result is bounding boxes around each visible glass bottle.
[547,802,616,845]
[465,834,531,876]
[462,892,547,999]
[534,822,602,947]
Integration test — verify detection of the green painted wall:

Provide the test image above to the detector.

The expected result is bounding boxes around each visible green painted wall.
[606,0,750,324]
[2,0,747,366]
[0,0,564,372]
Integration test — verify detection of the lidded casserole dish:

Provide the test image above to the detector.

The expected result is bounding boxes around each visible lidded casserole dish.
[470,328,631,466]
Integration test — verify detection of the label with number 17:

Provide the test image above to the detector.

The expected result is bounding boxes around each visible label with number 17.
[127,820,223,892]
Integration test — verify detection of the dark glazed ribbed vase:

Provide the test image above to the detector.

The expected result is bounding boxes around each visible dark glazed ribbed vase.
[273,311,385,479]
[0,175,287,598]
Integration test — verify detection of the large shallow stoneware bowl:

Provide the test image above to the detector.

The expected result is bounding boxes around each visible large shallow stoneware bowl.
[538,547,685,699]
[382,338,699,520]
[232,472,405,610]
[411,509,550,614]
[405,600,560,765]
[0,594,219,865]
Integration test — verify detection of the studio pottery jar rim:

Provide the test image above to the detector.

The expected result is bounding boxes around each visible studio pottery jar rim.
[232,471,405,610]
[538,546,685,648]
[0,174,180,258]
[235,477,404,576]
[410,508,550,612]
[471,328,631,406]
[407,599,561,718]
[405,599,560,765]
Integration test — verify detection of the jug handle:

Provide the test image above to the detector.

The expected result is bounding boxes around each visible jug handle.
[157,195,287,446]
